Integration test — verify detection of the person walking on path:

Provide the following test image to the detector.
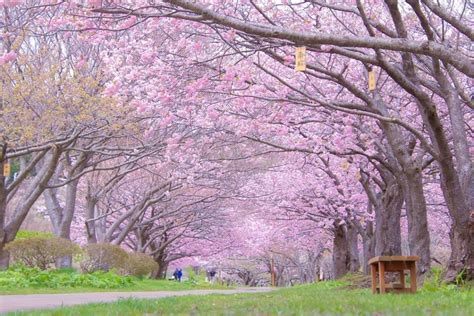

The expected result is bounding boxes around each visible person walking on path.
[173,268,179,281]
[177,268,183,282]
[209,270,217,285]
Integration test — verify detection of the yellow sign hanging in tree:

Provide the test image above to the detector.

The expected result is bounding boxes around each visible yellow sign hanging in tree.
[3,163,10,177]
[295,46,306,72]
[341,160,350,171]
[368,69,376,91]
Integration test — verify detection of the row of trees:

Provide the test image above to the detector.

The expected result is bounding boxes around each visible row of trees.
[0,0,472,282]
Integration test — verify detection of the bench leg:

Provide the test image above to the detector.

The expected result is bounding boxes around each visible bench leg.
[399,270,405,289]
[371,264,377,294]
[410,263,417,293]
[378,262,386,294]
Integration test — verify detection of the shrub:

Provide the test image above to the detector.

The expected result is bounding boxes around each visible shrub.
[81,243,128,273]
[123,252,158,277]
[422,267,458,293]
[0,265,134,289]
[187,267,198,284]
[5,237,80,270]
[15,230,54,239]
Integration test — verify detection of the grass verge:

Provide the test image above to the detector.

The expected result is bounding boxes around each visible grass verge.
[0,266,228,295]
[7,281,473,315]
[0,278,228,295]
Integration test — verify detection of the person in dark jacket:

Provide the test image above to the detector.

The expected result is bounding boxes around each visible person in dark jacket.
[209,270,216,284]
[173,268,179,281]
[177,268,183,282]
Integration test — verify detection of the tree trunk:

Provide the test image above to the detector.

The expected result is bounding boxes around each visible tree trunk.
[397,64,470,280]
[375,183,403,257]
[403,172,431,277]
[152,260,168,279]
[429,126,473,280]
[440,167,473,281]
[346,222,360,272]
[0,154,8,270]
[0,147,61,270]
[436,68,474,281]
[43,188,70,269]
[361,220,375,274]
[425,111,471,280]
[371,91,431,277]
[0,247,8,270]
[56,225,73,269]
[45,158,84,269]
[85,193,99,244]
[332,221,349,279]
[151,247,168,279]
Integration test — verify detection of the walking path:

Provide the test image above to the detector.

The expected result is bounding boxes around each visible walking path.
[0,288,274,313]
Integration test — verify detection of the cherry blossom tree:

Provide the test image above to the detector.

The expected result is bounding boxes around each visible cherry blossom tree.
[86,0,471,280]
[1,1,470,282]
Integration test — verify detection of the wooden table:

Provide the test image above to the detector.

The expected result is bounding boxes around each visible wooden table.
[369,256,419,294]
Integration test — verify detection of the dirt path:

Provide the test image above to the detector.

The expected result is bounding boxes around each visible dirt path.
[0,288,274,313]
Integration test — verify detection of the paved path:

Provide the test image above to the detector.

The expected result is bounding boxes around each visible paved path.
[0,288,274,314]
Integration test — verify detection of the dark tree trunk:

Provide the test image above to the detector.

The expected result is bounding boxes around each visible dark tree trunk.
[85,195,98,244]
[0,248,8,270]
[332,221,349,279]
[431,61,473,281]
[56,223,73,269]
[389,56,470,280]
[361,220,375,274]
[45,160,85,269]
[0,146,9,270]
[0,165,8,270]
[0,147,61,270]
[346,222,360,272]
[371,91,430,277]
[151,261,168,279]
[375,182,403,257]
[359,164,403,271]
[151,249,168,279]
[436,157,473,281]
[403,172,431,277]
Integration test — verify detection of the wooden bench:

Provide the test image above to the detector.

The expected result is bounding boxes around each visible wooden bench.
[369,256,419,294]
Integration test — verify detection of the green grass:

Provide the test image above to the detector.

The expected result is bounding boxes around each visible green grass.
[0,278,228,295]
[7,281,473,315]
[0,266,228,295]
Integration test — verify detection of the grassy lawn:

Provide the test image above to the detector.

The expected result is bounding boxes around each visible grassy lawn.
[7,281,473,316]
[0,266,229,295]
[0,278,227,295]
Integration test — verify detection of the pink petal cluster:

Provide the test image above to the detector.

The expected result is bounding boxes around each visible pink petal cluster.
[0,51,17,65]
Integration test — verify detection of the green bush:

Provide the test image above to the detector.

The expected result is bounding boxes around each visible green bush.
[186,267,197,283]
[15,230,54,239]
[5,237,80,270]
[422,267,458,293]
[81,243,128,273]
[123,252,158,277]
[0,265,134,289]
